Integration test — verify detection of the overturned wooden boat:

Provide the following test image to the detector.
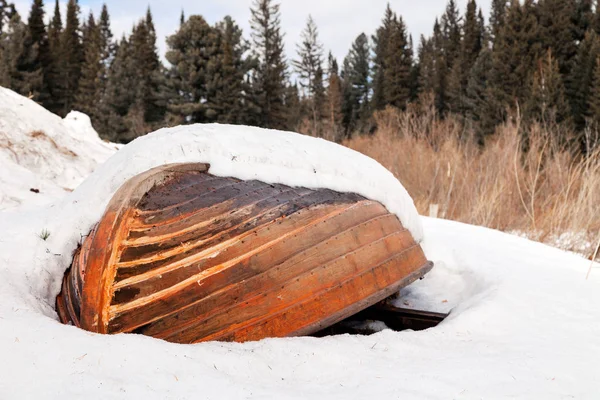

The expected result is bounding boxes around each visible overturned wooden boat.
[56,163,432,343]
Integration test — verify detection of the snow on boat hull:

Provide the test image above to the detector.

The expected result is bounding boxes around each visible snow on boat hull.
[56,163,432,343]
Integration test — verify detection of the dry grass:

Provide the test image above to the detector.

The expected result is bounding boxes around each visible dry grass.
[342,102,600,258]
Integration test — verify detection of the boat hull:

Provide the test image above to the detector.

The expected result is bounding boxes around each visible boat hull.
[57,163,432,343]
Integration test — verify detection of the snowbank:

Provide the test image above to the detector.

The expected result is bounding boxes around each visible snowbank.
[1,210,598,398]
[1,121,598,399]
[0,87,118,210]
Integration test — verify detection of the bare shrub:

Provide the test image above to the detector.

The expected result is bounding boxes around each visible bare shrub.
[345,104,600,257]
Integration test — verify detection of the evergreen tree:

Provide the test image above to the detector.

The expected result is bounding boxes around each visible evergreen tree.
[45,0,63,113]
[372,4,395,110]
[384,15,412,109]
[210,16,256,124]
[478,8,488,48]
[408,36,420,101]
[101,35,140,142]
[448,0,484,115]
[489,0,507,44]
[587,56,600,148]
[25,0,50,103]
[417,35,435,96]
[99,4,114,66]
[440,0,463,114]
[341,33,370,133]
[432,18,448,114]
[570,30,600,130]
[441,0,461,70]
[573,0,594,43]
[165,15,219,123]
[293,15,323,96]
[127,8,166,136]
[326,52,343,136]
[60,0,83,116]
[594,4,600,35]
[76,12,102,119]
[490,0,541,116]
[525,49,570,126]
[293,15,324,130]
[0,12,41,95]
[465,48,499,142]
[249,0,288,129]
[537,0,577,85]
[0,1,16,34]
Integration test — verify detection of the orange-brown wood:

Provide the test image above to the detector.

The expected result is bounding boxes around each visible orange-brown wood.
[57,163,432,343]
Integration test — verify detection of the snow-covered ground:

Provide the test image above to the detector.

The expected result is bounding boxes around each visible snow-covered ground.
[0,87,118,210]
[0,91,599,399]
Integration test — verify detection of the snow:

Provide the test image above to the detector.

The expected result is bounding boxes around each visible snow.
[1,87,599,398]
[1,211,599,399]
[0,87,118,210]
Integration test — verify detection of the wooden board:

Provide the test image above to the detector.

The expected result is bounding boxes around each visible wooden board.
[56,163,432,343]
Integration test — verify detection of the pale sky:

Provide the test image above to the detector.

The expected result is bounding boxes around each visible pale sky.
[14,0,492,65]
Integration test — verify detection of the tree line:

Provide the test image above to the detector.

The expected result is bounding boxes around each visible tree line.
[1,0,600,150]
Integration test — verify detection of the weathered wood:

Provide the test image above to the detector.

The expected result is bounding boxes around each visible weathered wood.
[313,304,447,336]
[57,163,432,343]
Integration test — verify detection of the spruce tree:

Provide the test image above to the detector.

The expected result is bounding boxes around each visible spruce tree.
[448,0,484,115]
[525,49,570,126]
[489,0,507,44]
[0,1,16,34]
[210,16,256,124]
[283,82,302,130]
[293,15,324,130]
[0,12,41,95]
[587,56,600,148]
[465,48,498,143]
[312,64,325,134]
[99,4,114,66]
[166,15,219,123]
[60,0,83,116]
[570,30,600,130]
[293,15,323,97]
[249,0,288,129]
[594,5,600,35]
[573,0,594,43]
[128,8,166,135]
[76,12,102,119]
[102,36,135,141]
[440,0,463,114]
[417,35,435,96]
[384,15,412,109]
[372,4,395,110]
[441,0,461,70]
[326,52,343,136]
[45,0,63,113]
[341,33,370,133]
[408,36,420,102]
[490,0,541,115]
[432,18,448,115]
[537,0,577,92]
[25,0,50,103]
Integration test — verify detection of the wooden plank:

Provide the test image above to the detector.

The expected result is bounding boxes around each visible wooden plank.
[169,233,421,343]
[206,247,429,343]
[132,180,264,227]
[127,184,295,240]
[80,163,210,333]
[107,201,361,332]
[139,208,398,339]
